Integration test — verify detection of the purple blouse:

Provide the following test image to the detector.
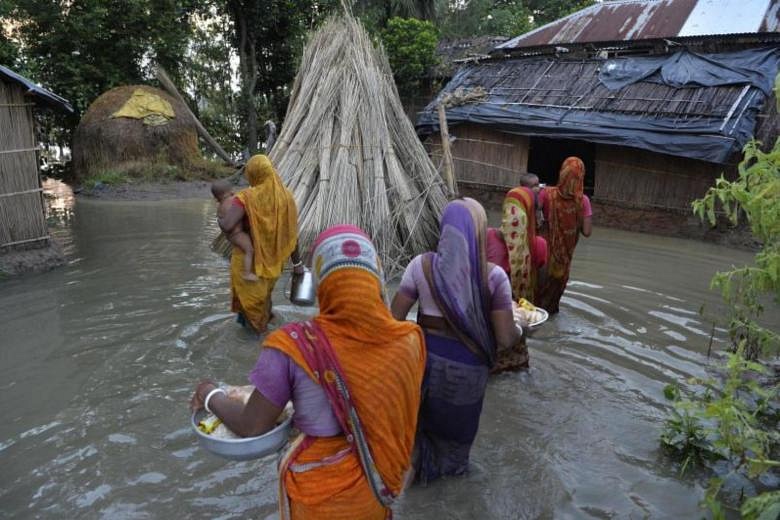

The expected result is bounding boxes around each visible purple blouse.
[398,254,514,316]
[249,347,340,437]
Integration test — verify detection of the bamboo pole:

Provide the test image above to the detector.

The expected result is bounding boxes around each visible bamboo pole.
[437,103,457,198]
[155,65,237,167]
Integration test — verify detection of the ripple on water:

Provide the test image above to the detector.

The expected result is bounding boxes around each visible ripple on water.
[4,202,772,519]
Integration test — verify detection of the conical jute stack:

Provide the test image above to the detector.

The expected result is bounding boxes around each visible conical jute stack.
[269,11,449,275]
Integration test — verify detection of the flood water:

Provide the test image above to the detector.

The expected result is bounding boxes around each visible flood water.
[1,182,773,519]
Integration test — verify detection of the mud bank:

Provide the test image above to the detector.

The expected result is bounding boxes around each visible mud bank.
[77,180,227,201]
[0,241,65,277]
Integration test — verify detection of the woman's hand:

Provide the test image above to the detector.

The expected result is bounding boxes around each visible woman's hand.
[290,244,305,274]
[190,380,217,413]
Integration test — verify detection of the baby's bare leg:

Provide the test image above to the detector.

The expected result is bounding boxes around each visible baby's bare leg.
[229,231,258,281]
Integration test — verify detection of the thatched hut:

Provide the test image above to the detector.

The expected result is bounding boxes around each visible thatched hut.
[0,65,72,271]
[417,0,780,241]
[72,85,208,181]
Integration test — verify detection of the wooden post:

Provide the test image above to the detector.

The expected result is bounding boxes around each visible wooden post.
[437,103,457,198]
[155,65,238,167]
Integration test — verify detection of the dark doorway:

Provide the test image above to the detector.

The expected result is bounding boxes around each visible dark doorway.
[527,137,595,196]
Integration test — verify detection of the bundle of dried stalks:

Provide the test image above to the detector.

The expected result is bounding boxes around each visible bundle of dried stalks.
[269,12,448,275]
[72,85,223,181]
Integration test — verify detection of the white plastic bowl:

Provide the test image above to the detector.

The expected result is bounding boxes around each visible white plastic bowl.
[191,409,293,461]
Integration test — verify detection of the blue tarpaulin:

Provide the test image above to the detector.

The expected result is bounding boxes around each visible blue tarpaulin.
[417,48,779,164]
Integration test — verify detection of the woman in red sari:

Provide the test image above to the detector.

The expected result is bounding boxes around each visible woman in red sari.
[536,157,593,314]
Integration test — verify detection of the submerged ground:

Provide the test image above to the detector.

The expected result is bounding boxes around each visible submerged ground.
[0,182,773,519]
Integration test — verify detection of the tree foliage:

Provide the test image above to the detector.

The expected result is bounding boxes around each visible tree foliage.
[8,0,198,143]
[0,1,20,67]
[381,17,439,96]
[661,79,780,518]
[693,139,780,359]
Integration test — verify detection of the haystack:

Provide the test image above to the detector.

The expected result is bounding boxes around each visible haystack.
[269,13,449,274]
[72,85,206,180]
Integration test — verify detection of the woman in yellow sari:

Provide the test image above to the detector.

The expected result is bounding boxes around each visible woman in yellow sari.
[191,225,425,519]
[218,154,301,332]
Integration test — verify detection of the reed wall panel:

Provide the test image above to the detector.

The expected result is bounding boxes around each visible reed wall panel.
[0,80,48,248]
[594,144,734,211]
[428,123,528,187]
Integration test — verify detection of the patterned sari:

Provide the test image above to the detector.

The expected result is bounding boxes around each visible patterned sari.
[230,154,298,332]
[502,186,537,302]
[265,226,425,519]
[536,157,585,314]
[415,198,496,483]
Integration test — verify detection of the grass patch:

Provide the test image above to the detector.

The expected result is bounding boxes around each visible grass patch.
[82,156,235,189]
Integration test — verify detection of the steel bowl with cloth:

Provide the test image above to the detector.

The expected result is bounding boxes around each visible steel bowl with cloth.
[229,154,298,332]
[392,198,526,484]
[258,225,425,519]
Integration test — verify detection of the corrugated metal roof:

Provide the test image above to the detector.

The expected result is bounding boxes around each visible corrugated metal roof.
[0,65,73,113]
[497,0,779,50]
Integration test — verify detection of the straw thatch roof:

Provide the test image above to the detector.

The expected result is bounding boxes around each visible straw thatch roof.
[418,50,779,164]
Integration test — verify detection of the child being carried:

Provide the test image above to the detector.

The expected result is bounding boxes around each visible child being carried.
[211,180,258,282]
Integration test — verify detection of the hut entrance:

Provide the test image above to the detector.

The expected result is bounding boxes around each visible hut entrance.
[527,137,595,196]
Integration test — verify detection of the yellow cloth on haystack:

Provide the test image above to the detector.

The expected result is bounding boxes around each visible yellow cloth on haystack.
[111,88,175,125]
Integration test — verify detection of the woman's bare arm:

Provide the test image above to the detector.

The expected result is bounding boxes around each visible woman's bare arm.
[391,292,416,321]
[580,216,592,237]
[491,309,523,352]
[191,381,282,438]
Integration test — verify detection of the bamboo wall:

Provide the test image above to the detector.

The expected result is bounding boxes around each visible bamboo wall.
[0,80,49,250]
[593,145,733,212]
[428,123,528,187]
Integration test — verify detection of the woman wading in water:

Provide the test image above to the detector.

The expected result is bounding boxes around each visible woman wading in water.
[391,198,523,483]
[536,156,592,314]
[217,154,303,332]
[192,226,426,518]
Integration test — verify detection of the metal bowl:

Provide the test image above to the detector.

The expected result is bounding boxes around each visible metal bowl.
[191,409,293,461]
[514,307,549,337]
[527,308,549,329]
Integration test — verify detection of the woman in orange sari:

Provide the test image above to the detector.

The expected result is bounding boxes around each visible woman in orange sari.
[536,157,593,314]
[218,154,301,332]
[191,225,426,519]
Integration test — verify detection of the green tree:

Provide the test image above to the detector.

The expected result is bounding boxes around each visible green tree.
[221,0,335,154]
[183,8,243,156]
[0,1,20,67]
[525,0,595,26]
[381,17,439,96]
[9,0,198,144]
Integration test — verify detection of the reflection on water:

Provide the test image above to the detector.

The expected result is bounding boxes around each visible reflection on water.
[43,177,76,221]
[0,193,775,519]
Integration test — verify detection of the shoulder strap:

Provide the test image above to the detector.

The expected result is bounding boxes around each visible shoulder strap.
[421,254,490,365]
[281,321,397,507]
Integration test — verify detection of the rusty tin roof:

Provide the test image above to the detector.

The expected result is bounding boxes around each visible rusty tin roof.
[497,0,780,50]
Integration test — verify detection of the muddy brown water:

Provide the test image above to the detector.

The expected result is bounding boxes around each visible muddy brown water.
[1,181,774,519]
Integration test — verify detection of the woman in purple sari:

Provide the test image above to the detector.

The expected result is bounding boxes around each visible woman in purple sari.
[391,198,524,483]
